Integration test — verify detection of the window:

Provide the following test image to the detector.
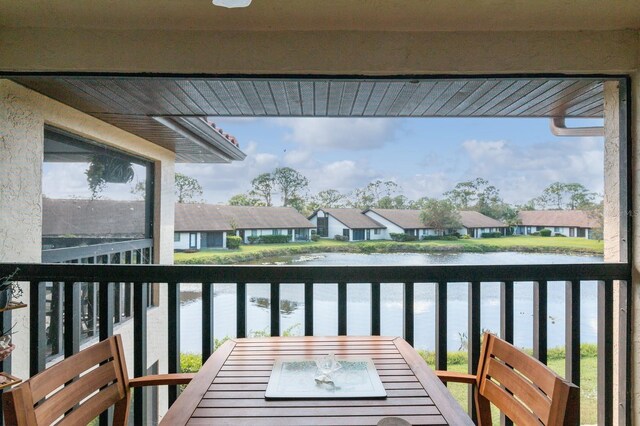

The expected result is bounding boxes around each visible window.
[174,233,180,242]
[189,233,197,248]
[554,227,561,233]
[374,229,380,235]
[251,229,258,237]
[273,229,282,235]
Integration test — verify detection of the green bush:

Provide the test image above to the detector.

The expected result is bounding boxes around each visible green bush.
[422,235,458,241]
[310,234,320,242]
[481,232,502,238]
[531,231,541,236]
[554,233,567,237]
[539,229,552,237]
[334,235,348,241]
[247,235,260,244]
[390,233,417,242]
[260,235,291,244]
[226,236,242,249]
[460,234,471,239]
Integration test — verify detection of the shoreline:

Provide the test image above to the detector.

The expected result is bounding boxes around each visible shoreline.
[176,240,603,265]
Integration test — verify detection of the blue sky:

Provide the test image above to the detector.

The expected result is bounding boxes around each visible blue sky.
[177,117,604,206]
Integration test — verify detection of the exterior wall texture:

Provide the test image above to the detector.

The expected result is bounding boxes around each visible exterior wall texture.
[0,79,176,415]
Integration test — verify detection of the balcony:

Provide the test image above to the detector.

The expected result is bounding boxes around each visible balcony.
[0,261,629,425]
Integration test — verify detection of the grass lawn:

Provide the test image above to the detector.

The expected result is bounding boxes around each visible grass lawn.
[174,235,603,264]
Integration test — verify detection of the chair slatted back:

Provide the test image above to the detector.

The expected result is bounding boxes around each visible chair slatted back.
[476,333,579,426]
[3,336,131,426]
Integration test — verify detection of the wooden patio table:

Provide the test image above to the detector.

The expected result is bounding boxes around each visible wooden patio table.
[160,336,473,426]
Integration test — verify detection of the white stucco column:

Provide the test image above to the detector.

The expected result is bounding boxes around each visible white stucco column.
[631,70,640,425]
[0,80,44,380]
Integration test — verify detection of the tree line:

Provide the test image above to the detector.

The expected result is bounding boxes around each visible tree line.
[220,168,601,226]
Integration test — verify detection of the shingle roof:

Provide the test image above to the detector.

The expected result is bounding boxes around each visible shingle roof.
[458,211,506,228]
[43,198,146,237]
[518,210,600,228]
[366,209,429,229]
[175,204,315,232]
[367,208,505,229]
[311,208,385,229]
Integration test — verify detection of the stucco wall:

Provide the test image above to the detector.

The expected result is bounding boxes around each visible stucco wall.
[0,79,176,416]
[0,29,637,75]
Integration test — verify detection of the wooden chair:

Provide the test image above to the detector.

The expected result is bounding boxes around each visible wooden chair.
[436,332,579,426]
[2,335,194,425]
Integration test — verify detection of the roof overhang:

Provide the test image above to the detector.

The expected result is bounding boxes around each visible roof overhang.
[9,75,606,163]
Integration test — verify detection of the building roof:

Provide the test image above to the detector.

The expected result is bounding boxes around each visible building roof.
[43,198,146,237]
[458,211,506,229]
[311,208,385,229]
[366,209,429,229]
[518,210,600,228]
[367,208,505,230]
[175,204,315,232]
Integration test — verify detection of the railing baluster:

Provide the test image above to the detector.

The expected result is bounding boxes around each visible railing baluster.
[468,281,481,422]
[500,280,514,426]
[598,279,613,426]
[30,281,47,376]
[64,281,80,358]
[435,282,447,371]
[565,280,581,405]
[133,282,148,425]
[371,282,381,336]
[168,282,180,406]
[236,283,246,338]
[338,282,347,336]
[98,281,114,426]
[271,283,280,337]
[533,280,548,364]
[404,282,414,346]
[304,282,314,336]
[202,282,214,361]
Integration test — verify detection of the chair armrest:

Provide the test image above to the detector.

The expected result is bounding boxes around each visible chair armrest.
[434,370,477,384]
[128,373,195,388]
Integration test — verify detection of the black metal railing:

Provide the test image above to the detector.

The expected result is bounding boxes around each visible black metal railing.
[0,262,630,426]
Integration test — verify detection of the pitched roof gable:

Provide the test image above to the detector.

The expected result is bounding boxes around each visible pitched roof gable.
[311,208,385,229]
[517,210,600,228]
[175,204,315,232]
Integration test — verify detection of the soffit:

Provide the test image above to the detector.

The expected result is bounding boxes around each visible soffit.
[1,1,639,32]
[11,76,604,162]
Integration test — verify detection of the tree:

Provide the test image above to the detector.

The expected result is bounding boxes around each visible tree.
[377,195,409,209]
[273,167,309,207]
[444,178,501,211]
[249,173,276,206]
[228,193,261,206]
[349,180,400,209]
[419,199,462,236]
[175,173,203,203]
[530,182,598,210]
[307,189,347,212]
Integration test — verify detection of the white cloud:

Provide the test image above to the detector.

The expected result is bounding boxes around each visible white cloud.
[459,137,604,204]
[276,118,396,151]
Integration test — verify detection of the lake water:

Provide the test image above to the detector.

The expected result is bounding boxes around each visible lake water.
[180,251,603,353]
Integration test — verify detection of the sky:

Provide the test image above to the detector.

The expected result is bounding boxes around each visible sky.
[175,117,604,206]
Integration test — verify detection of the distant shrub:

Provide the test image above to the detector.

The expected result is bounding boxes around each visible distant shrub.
[226,236,242,249]
[259,235,291,244]
[246,235,291,244]
[481,232,502,238]
[531,231,541,236]
[334,235,348,241]
[460,234,471,239]
[183,249,199,253]
[422,235,458,241]
[539,229,552,237]
[310,234,320,242]
[554,233,567,237]
[390,233,417,242]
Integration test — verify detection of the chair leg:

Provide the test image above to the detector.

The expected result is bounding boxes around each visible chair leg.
[474,389,492,426]
[112,391,131,426]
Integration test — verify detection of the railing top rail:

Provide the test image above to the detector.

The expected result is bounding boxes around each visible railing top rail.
[0,262,629,283]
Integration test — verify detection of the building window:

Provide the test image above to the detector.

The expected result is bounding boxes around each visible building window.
[189,233,197,248]
[273,229,282,235]
[174,233,180,242]
[374,229,380,235]
[251,229,258,237]
[554,227,561,233]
